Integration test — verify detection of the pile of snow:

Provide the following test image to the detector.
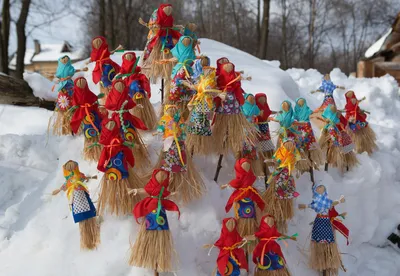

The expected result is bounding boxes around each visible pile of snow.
[0,39,400,276]
[23,72,56,101]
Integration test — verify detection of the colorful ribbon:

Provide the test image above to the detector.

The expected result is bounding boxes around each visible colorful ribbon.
[116,57,141,79]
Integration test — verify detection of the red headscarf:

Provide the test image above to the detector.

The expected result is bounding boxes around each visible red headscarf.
[217,62,244,106]
[97,119,135,172]
[105,80,147,131]
[70,77,102,134]
[255,93,272,122]
[133,169,180,223]
[337,113,348,132]
[120,52,141,75]
[253,215,285,266]
[345,91,367,122]
[216,57,230,76]
[120,53,151,98]
[329,207,350,245]
[90,36,120,84]
[214,218,248,275]
[147,4,182,50]
[225,158,265,213]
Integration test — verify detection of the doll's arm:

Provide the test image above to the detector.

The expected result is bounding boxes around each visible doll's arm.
[268,117,279,122]
[336,85,345,90]
[181,80,196,90]
[298,203,308,210]
[282,234,297,241]
[138,18,148,28]
[244,234,256,241]
[310,89,323,94]
[332,195,345,206]
[52,182,67,196]
[110,45,124,54]
[270,111,278,114]
[241,75,252,81]
[220,184,230,190]
[75,67,89,73]
[128,188,147,196]
[157,57,178,64]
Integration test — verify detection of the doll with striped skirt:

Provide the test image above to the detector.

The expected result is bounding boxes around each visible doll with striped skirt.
[52,160,100,250]
[221,158,265,254]
[298,184,349,276]
[344,91,377,155]
[129,169,180,272]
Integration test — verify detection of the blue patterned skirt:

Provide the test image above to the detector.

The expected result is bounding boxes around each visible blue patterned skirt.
[72,190,97,223]
[216,257,241,276]
[145,207,169,230]
[311,216,335,243]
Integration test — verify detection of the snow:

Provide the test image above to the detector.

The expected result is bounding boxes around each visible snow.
[365,28,392,58]
[0,39,400,276]
[23,72,56,101]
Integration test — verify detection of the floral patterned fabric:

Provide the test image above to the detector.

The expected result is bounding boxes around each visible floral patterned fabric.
[56,82,74,111]
[272,167,298,199]
[188,102,212,136]
[339,130,355,154]
[215,92,241,115]
[241,142,257,160]
[297,122,318,151]
[161,140,187,173]
[327,126,340,147]
[168,67,195,103]
[145,207,170,231]
[316,95,335,113]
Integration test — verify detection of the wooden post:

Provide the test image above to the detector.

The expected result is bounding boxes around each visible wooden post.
[264,162,269,190]
[154,270,159,276]
[214,154,224,182]
[322,270,327,276]
[324,145,329,172]
[160,78,164,104]
[309,152,314,183]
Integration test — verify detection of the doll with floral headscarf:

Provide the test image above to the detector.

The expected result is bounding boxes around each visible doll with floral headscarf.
[89,36,122,101]
[221,158,265,254]
[344,91,377,155]
[293,98,324,171]
[262,139,301,233]
[204,218,249,276]
[105,80,151,172]
[139,3,183,82]
[154,105,205,204]
[319,105,359,172]
[96,119,144,216]
[252,215,297,276]
[129,169,180,272]
[70,77,103,162]
[298,184,348,276]
[212,61,257,155]
[115,52,157,130]
[49,55,86,136]
[52,160,100,250]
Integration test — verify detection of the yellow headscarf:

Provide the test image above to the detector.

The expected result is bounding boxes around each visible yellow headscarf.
[63,160,88,202]
[274,142,301,175]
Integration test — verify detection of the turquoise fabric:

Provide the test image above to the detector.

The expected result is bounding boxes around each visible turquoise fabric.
[294,97,313,122]
[55,55,75,91]
[171,36,196,78]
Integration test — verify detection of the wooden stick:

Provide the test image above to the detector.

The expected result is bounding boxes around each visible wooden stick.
[161,78,164,104]
[214,154,224,182]
[324,147,329,172]
[264,162,269,190]
[309,152,315,183]
[154,270,159,276]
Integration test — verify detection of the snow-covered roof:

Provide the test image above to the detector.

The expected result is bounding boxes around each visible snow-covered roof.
[365,28,392,58]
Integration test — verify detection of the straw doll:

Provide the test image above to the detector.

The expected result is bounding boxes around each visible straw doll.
[204,218,249,276]
[337,113,359,171]
[183,23,200,53]
[221,158,265,254]
[129,169,180,272]
[97,119,143,216]
[310,74,345,129]
[116,52,157,130]
[252,215,297,276]
[344,91,377,155]
[298,184,349,275]
[70,77,103,162]
[90,36,121,101]
[50,55,84,136]
[212,61,256,155]
[155,105,205,204]
[262,140,301,233]
[52,160,100,250]
[139,3,182,82]
[105,80,151,172]
[293,98,324,171]
[255,93,276,160]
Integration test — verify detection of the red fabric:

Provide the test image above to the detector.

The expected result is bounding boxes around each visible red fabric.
[70,77,101,134]
[147,4,182,50]
[132,169,180,223]
[216,62,244,105]
[337,114,348,132]
[105,80,147,131]
[216,57,230,76]
[120,52,141,75]
[126,73,151,98]
[215,218,248,275]
[225,158,265,213]
[329,207,350,245]
[90,36,120,84]
[97,119,134,172]
[255,93,272,121]
[253,215,285,265]
[345,92,367,122]
[120,52,151,97]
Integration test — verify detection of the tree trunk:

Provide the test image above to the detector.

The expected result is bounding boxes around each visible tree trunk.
[1,0,10,75]
[258,0,270,59]
[15,0,31,79]
[257,0,261,43]
[99,0,106,37]
[230,0,242,48]
[107,0,115,49]
[307,0,317,68]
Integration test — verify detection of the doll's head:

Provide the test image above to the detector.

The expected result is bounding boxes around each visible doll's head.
[186,22,197,32]
[182,37,192,47]
[316,185,326,195]
[62,160,80,179]
[330,104,337,113]
[163,5,173,16]
[76,77,87,89]
[263,215,275,227]
[114,80,125,93]
[256,94,266,105]
[60,55,70,64]
[282,101,290,112]
[246,94,255,105]
[346,91,357,104]
[105,120,116,130]
[92,37,103,49]
[164,105,178,116]
[323,74,331,81]
[222,63,234,73]
[297,98,305,107]
[64,160,78,172]
[225,218,236,232]
[155,169,168,183]
[218,57,229,65]
[283,140,295,151]
[200,56,210,67]
[124,53,134,61]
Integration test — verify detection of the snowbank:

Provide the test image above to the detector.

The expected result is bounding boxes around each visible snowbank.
[0,39,399,276]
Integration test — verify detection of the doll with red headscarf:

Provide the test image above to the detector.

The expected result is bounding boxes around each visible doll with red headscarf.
[252,215,297,276]
[255,93,276,159]
[89,36,121,101]
[263,139,301,233]
[96,119,144,216]
[139,3,183,82]
[105,80,151,172]
[221,158,265,254]
[344,91,377,155]
[115,52,157,130]
[212,61,257,155]
[129,169,180,272]
[154,105,205,204]
[204,218,249,276]
[70,77,103,162]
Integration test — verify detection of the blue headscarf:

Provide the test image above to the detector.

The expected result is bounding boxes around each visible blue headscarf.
[191,57,210,80]
[294,98,313,122]
[241,94,260,123]
[276,100,294,128]
[310,184,333,214]
[183,27,198,40]
[322,104,340,128]
[55,55,75,91]
[171,36,196,78]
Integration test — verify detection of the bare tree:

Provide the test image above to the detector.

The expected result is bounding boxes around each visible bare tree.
[258,0,270,59]
[99,0,106,37]
[15,0,31,79]
[0,0,10,74]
